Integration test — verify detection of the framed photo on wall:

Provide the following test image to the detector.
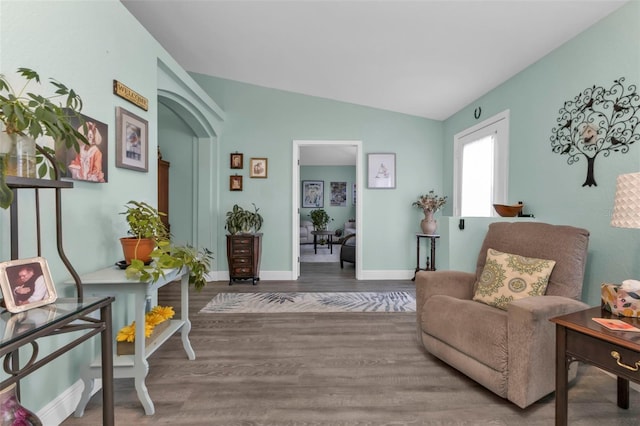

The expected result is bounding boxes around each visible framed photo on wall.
[115,106,148,172]
[250,158,268,178]
[230,153,243,169]
[367,153,396,189]
[0,257,57,313]
[302,180,324,208]
[55,111,108,183]
[230,175,243,191]
[330,182,347,206]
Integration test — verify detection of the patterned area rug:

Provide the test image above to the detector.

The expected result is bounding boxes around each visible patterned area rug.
[199,291,416,313]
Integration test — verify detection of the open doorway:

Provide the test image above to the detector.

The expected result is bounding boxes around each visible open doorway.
[291,140,363,280]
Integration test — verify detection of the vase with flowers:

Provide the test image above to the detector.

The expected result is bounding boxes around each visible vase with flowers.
[412,190,447,235]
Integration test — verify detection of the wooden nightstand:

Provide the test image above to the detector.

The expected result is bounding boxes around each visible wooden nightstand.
[551,306,640,425]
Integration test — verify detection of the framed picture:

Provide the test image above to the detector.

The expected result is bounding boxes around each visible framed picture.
[115,106,148,172]
[353,183,357,205]
[230,153,243,169]
[230,175,243,191]
[330,182,347,207]
[367,153,396,189]
[0,257,57,314]
[302,180,324,208]
[250,157,268,178]
[55,111,108,183]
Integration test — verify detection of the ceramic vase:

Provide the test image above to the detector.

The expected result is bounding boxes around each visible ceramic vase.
[420,210,437,235]
[0,383,42,425]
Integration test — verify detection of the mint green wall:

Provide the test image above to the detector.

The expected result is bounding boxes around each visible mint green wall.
[191,74,444,272]
[300,166,356,230]
[0,0,221,418]
[443,2,640,305]
[158,103,195,246]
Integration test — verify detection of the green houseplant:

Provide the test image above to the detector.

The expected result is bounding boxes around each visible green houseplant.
[225,203,263,234]
[309,208,332,230]
[120,200,169,265]
[0,67,89,209]
[121,200,213,291]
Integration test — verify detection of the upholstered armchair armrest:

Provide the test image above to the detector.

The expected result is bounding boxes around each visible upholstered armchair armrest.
[507,295,589,408]
[415,270,476,321]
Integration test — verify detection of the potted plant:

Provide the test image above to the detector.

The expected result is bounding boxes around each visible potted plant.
[121,200,213,290]
[412,190,447,235]
[225,203,263,234]
[120,200,169,265]
[309,208,332,231]
[0,67,89,209]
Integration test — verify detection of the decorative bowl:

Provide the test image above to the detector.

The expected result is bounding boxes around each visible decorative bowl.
[493,203,524,217]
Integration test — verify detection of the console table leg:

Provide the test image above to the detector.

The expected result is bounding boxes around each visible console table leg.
[134,292,154,415]
[180,275,196,360]
[73,376,95,417]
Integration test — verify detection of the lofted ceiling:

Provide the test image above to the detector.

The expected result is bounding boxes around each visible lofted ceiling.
[121,0,627,121]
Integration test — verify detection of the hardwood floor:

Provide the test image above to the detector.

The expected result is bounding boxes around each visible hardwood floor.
[63,263,640,425]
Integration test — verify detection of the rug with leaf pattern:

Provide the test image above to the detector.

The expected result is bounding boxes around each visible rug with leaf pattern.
[199,292,415,313]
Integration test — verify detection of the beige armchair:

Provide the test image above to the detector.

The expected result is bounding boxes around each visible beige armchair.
[415,222,590,408]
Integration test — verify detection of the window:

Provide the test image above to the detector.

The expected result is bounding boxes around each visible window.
[453,110,509,217]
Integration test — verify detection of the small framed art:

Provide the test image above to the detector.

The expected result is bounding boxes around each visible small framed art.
[115,106,148,172]
[0,257,57,313]
[250,158,268,178]
[302,180,324,208]
[230,153,243,169]
[230,175,243,191]
[367,153,396,189]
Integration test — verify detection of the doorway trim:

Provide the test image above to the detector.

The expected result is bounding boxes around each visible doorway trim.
[292,140,363,280]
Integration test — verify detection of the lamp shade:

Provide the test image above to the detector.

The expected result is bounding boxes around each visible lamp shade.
[611,172,640,229]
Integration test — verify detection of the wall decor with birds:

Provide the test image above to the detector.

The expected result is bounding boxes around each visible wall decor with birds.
[550,77,640,187]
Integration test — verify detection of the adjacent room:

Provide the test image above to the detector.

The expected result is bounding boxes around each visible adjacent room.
[1,1,639,425]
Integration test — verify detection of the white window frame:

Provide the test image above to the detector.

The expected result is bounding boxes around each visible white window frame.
[453,110,510,217]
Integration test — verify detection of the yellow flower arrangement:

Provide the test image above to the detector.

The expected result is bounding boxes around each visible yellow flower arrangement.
[116,305,175,343]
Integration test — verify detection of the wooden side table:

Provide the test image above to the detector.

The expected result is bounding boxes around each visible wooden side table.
[413,233,440,280]
[551,306,640,425]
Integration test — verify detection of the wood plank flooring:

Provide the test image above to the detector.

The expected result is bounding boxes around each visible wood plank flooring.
[62,262,640,425]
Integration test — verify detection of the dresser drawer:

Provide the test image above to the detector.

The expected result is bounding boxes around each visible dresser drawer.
[231,266,253,276]
[567,330,640,381]
[232,256,251,266]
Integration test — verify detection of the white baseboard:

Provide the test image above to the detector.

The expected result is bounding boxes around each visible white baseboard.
[38,379,101,426]
[360,269,415,280]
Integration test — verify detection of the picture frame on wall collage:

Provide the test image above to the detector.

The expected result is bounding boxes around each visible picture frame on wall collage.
[229,153,268,191]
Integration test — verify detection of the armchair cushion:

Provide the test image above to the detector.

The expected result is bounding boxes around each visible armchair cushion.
[473,249,556,310]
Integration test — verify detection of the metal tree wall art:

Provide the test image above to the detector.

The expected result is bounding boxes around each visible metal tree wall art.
[550,77,640,187]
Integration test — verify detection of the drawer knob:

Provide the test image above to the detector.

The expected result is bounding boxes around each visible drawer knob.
[611,351,640,371]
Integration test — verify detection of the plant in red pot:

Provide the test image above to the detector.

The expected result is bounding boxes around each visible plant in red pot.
[120,200,168,265]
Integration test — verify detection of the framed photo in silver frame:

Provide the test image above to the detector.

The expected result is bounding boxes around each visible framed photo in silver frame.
[0,257,57,313]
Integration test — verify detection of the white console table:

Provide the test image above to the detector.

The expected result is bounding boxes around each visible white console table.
[72,266,195,416]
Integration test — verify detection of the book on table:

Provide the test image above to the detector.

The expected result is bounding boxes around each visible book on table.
[592,317,640,332]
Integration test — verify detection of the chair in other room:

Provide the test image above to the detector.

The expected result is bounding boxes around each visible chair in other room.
[340,233,356,268]
[415,221,590,408]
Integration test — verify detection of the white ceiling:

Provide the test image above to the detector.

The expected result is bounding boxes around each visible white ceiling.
[121,0,627,121]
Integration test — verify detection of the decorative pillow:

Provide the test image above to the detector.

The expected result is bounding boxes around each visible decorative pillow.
[473,248,556,310]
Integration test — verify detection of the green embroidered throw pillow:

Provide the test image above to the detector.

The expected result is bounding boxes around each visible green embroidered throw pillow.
[473,248,556,310]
